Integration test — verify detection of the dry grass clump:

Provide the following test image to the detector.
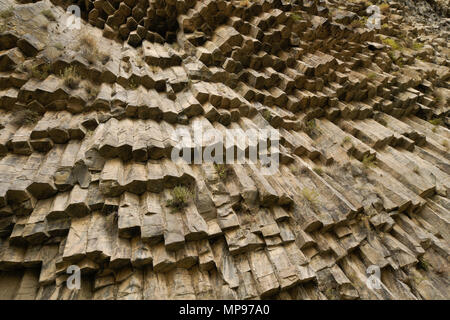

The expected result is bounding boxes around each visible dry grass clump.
[0,6,13,32]
[86,85,100,100]
[350,16,367,29]
[77,33,110,65]
[61,66,81,89]
[417,257,429,272]
[166,186,192,211]
[11,109,40,126]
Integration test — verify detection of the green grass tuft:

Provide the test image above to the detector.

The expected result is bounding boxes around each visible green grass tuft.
[429,118,443,126]
[291,13,302,21]
[313,167,323,175]
[214,163,229,181]
[31,63,51,80]
[341,136,352,147]
[302,188,319,205]
[412,42,424,51]
[362,154,376,167]
[367,72,376,80]
[304,119,321,137]
[382,37,402,51]
[417,257,429,271]
[166,186,192,211]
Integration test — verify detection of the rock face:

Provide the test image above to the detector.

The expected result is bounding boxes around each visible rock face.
[0,0,449,300]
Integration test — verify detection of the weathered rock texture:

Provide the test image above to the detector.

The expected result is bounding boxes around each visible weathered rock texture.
[0,0,449,299]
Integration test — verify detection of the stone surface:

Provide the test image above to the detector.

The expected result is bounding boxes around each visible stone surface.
[0,0,448,300]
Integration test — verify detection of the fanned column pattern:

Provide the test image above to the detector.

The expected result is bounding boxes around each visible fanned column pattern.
[0,0,448,299]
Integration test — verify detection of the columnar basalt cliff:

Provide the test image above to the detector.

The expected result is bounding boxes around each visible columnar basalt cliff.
[0,0,448,300]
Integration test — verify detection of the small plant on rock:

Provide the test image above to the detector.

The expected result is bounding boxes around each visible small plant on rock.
[86,85,99,100]
[313,167,323,175]
[0,6,13,19]
[412,42,424,51]
[239,0,249,7]
[302,187,319,205]
[428,118,443,126]
[341,136,352,147]
[349,19,363,28]
[54,42,64,51]
[262,109,272,122]
[304,119,320,137]
[362,154,376,167]
[41,9,56,21]
[367,72,376,80]
[379,3,390,14]
[291,13,302,21]
[382,37,402,51]
[166,186,192,211]
[31,63,51,80]
[12,109,40,126]
[417,257,429,271]
[324,287,339,300]
[377,118,387,126]
[77,32,110,65]
[214,163,230,181]
[289,165,301,176]
[61,66,81,89]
